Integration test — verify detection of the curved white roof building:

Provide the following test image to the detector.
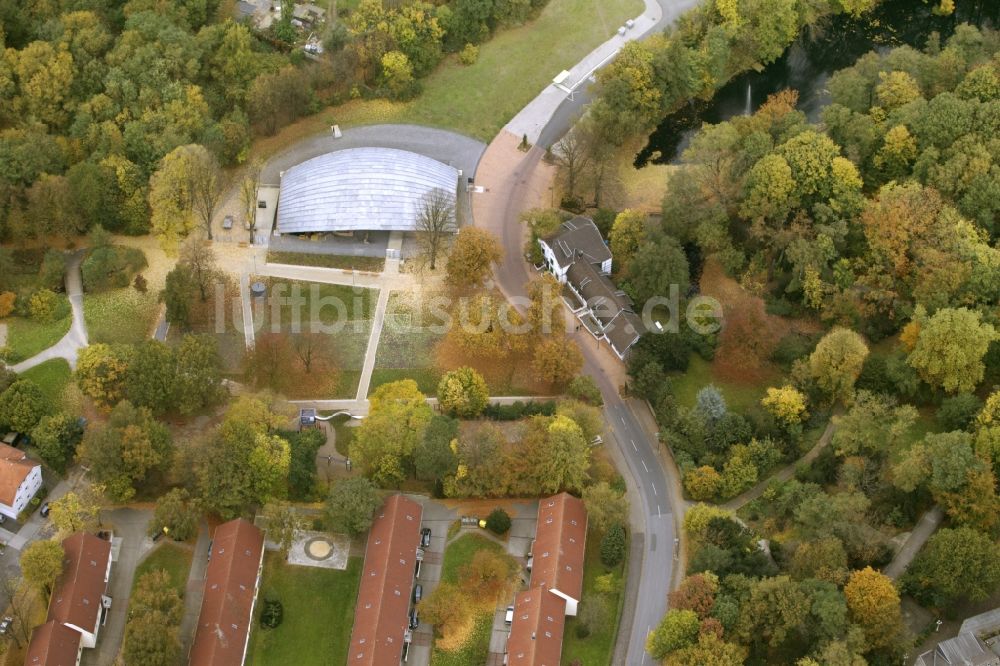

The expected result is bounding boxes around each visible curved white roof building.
[275,147,459,234]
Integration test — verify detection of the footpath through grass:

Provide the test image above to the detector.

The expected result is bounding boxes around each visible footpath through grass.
[133,542,193,596]
[248,553,363,666]
[251,0,643,151]
[4,303,72,362]
[20,359,71,403]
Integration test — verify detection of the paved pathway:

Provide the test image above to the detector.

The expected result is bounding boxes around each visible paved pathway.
[722,419,838,511]
[884,506,944,580]
[11,251,88,373]
[178,522,212,656]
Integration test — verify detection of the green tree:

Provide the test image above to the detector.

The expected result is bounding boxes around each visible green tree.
[173,334,224,415]
[20,540,64,598]
[326,477,382,537]
[149,488,199,541]
[161,264,196,327]
[600,522,627,566]
[908,307,997,394]
[414,415,458,483]
[125,341,177,413]
[31,413,83,473]
[809,328,868,402]
[646,609,700,659]
[903,527,1000,608]
[0,379,46,432]
[262,501,305,557]
[485,507,511,534]
[626,232,690,307]
[831,391,917,458]
[741,153,795,222]
[437,367,489,418]
[380,50,414,99]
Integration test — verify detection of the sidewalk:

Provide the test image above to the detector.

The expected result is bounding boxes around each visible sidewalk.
[884,506,944,580]
[178,523,212,656]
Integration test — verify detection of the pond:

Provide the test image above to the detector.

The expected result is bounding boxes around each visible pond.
[635,0,1000,166]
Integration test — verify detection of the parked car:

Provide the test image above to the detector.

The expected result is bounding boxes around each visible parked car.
[420,528,431,548]
[504,606,514,626]
[413,584,423,603]
[0,616,11,635]
[409,608,419,630]
[39,502,50,518]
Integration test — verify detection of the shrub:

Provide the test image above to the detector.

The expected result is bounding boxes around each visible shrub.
[133,274,147,293]
[458,43,479,65]
[29,289,59,322]
[486,507,511,535]
[482,400,556,420]
[0,292,14,318]
[261,599,283,628]
[600,522,627,567]
[567,375,603,406]
[38,250,67,291]
[684,466,721,501]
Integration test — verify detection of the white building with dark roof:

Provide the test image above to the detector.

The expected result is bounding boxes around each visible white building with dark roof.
[275,147,459,235]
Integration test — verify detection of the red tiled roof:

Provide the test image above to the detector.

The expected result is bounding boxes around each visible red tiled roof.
[48,533,111,633]
[530,493,587,602]
[348,494,423,666]
[24,620,82,666]
[506,587,566,666]
[189,518,265,666]
[0,443,36,507]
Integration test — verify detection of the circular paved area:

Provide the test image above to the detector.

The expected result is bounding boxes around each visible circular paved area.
[261,124,487,185]
[306,536,335,560]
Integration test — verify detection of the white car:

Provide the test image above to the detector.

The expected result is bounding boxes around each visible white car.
[504,606,514,626]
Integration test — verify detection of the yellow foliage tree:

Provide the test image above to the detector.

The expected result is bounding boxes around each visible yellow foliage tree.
[761,385,808,425]
[844,566,902,649]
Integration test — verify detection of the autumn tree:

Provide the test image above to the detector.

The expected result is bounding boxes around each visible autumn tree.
[844,567,902,649]
[262,501,305,557]
[609,209,646,272]
[351,380,433,486]
[49,488,102,535]
[75,343,131,408]
[178,233,218,301]
[20,540,64,598]
[416,187,456,270]
[907,307,996,394]
[122,570,183,666]
[582,481,629,535]
[0,379,46,433]
[761,385,808,426]
[808,328,868,402]
[531,336,583,388]
[239,158,263,242]
[445,227,502,289]
[553,126,589,201]
[647,609,700,659]
[326,477,382,537]
[148,144,221,249]
[76,401,172,503]
[437,366,489,418]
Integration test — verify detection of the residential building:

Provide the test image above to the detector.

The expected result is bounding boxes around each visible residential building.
[0,442,42,519]
[348,494,423,666]
[189,518,266,666]
[529,493,587,616]
[915,632,1000,666]
[506,587,567,666]
[47,533,113,649]
[538,217,645,360]
[24,620,83,666]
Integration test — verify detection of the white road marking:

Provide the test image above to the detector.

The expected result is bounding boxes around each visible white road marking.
[652,484,658,496]
[641,459,649,473]
[630,439,637,451]
[621,415,626,425]
[657,504,661,517]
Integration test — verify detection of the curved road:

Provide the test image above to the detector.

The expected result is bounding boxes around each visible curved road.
[471,0,707,662]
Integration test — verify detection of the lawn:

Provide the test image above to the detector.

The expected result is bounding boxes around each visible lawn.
[372,321,445,396]
[669,355,772,414]
[432,534,512,666]
[250,0,643,151]
[20,359,71,403]
[4,299,72,362]
[562,531,626,666]
[247,553,363,666]
[84,288,159,345]
[266,251,385,273]
[132,542,193,597]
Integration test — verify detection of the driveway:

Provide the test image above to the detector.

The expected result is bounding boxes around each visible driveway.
[81,508,154,666]
[406,496,456,666]
[178,522,212,656]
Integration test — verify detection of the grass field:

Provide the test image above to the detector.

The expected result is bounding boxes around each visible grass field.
[562,531,626,665]
[20,359,71,403]
[84,289,159,345]
[669,355,773,414]
[250,0,643,154]
[266,251,385,273]
[133,542,193,597]
[247,553,363,666]
[432,534,513,666]
[4,303,72,362]
[371,321,445,396]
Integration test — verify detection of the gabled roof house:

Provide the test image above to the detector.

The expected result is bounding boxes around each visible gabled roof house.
[189,518,266,666]
[0,443,42,520]
[348,494,423,666]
